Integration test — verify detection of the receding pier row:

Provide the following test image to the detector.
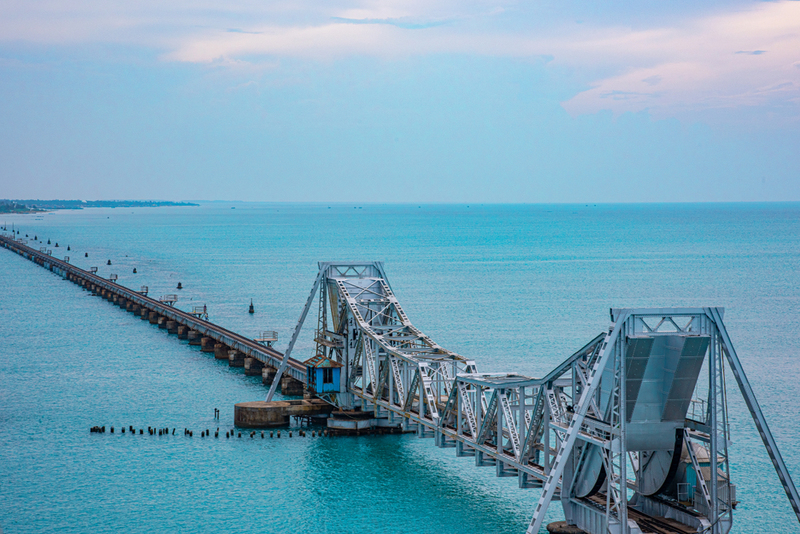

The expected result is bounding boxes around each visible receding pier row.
[0,234,310,398]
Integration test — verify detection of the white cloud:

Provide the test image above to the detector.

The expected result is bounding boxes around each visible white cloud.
[0,0,798,120]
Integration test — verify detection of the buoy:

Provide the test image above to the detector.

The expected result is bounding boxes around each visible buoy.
[110,426,114,433]
[47,239,51,244]
[34,235,37,240]
[107,259,111,265]
[122,427,125,434]
[225,432,229,438]
[85,252,88,257]
[177,282,182,290]
[248,299,254,314]
[215,432,219,438]
[140,429,143,434]
[133,268,137,273]
[55,243,59,247]
[67,246,70,251]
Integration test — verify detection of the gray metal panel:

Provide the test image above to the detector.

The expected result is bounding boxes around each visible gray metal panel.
[662,336,709,421]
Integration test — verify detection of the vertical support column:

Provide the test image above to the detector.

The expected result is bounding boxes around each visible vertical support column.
[709,326,719,533]
[618,325,629,534]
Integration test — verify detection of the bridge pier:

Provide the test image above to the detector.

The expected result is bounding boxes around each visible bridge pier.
[262,366,277,385]
[214,344,229,360]
[166,320,179,334]
[187,330,201,345]
[200,337,215,352]
[157,316,168,329]
[177,326,189,339]
[148,311,159,324]
[244,357,264,376]
[139,307,150,319]
[228,350,245,367]
[279,375,304,396]
[234,399,333,428]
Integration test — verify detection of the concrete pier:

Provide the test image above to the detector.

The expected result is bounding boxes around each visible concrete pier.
[148,311,159,324]
[244,357,264,376]
[140,308,150,319]
[228,350,245,367]
[200,337,215,352]
[214,344,229,360]
[280,375,304,396]
[262,366,277,385]
[158,316,168,329]
[187,330,201,345]
[177,326,189,339]
[234,399,333,428]
[167,320,179,334]
[546,522,586,534]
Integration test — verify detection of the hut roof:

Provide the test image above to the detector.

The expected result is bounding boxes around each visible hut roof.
[304,354,343,368]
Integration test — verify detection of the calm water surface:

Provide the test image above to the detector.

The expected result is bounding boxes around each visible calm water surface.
[1,203,799,533]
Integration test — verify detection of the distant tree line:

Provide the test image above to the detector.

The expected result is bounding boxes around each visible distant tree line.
[0,200,198,212]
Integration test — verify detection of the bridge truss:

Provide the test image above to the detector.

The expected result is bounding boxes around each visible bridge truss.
[267,262,800,534]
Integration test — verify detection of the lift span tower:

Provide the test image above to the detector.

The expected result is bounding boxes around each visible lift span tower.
[265,262,800,534]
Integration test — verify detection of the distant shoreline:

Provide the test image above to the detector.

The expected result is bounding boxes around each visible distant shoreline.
[0,200,199,214]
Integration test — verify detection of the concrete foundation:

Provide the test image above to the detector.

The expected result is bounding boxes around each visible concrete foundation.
[187,330,201,345]
[214,343,229,360]
[148,311,159,324]
[140,308,150,319]
[234,399,333,428]
[280,375,304,396]
[177,326,189,339]
[262,366,277,385]
[200,337,215,352]
[546,522,586,534]
[158,316,168,329]
[244,357,264,376]
[228,350,245,367]
[166,320,179,334]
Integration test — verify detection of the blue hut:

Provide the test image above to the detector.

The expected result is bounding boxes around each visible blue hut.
[304,354,343,394]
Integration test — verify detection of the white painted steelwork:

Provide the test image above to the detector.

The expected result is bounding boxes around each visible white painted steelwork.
[266,262,800,534]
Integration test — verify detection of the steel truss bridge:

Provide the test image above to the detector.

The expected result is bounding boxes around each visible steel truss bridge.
[267,262,800,534]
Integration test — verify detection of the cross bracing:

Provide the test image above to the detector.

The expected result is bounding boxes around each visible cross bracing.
[267,263,800,534]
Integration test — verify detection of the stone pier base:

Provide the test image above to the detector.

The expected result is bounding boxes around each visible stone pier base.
[280,375,304,396]
[148,311,159,324]
[234,399,333,428]
[158,316,168,329]
[244,357,264,376]
[262,366,277,385]
[167,320,179,334]
[228,350,245,367]
[187,330,201,345]
[214,344,229,360]
[177,326,189,339]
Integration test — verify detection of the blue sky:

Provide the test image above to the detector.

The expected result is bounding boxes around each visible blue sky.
[1,0,798,202]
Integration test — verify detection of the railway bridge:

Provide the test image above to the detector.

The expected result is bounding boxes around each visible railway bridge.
[264,262,800,534]
[2,233,799,534]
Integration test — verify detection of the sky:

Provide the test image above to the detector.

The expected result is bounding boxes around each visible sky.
[0,0,798,203]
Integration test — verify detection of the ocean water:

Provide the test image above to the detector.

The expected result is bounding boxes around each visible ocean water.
[0,202,799,534]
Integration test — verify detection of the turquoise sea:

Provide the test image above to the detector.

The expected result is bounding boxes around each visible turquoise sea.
[1,203,799,533]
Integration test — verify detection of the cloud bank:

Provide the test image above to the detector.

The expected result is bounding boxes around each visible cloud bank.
[1,0,798,120]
